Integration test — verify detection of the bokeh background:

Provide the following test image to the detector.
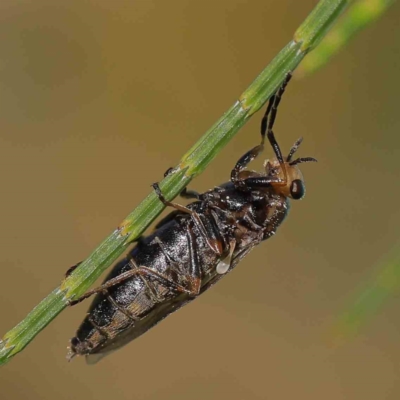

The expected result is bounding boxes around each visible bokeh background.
[1,1,400,399]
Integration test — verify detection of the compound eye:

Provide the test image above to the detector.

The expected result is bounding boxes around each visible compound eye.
[290,179,305,200]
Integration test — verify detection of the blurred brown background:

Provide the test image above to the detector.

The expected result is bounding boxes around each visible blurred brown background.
[1,1,400,399]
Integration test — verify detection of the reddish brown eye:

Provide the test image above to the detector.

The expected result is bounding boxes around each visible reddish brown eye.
[290,179,305,200]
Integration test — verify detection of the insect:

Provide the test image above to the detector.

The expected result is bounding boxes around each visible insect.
[67,74,316,363]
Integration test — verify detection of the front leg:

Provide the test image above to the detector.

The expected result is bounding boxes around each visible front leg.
[240,176,283,190]
[231,73,292,187]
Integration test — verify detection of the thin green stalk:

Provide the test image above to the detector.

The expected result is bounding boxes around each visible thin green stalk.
[298,0,396,76]
[331,247,400,347]
[0,0,349,366]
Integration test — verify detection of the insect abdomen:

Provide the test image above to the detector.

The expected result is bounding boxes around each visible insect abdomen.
[70,214,218,358]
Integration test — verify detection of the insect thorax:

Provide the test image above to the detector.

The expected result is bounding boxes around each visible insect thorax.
[201,182,290,243]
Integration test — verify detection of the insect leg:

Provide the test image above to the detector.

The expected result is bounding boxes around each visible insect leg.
[104,288,140,321]
[163,167,200,200]
[152,183,223,255]
[180,187,200,199]
[68,265,201,306]
[147,229,202,295]
[265,73,292,166]
[239,176,281,190]
[65,262,82,278]
[153,236,179,266]
[163,167,174,177]
[263,74,292,187]
[125,266,201,295]
[231,73,292,186]
[185,224,202,294]
[67,269,144,306]
[152,182,193,214]
[129,255,165,303]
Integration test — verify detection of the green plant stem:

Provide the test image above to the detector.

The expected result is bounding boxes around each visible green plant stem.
[0,0,349,366]
[331,248,400,346]
[298,0,396,76]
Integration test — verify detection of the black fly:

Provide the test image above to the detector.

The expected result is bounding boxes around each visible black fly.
[67,74,316,362]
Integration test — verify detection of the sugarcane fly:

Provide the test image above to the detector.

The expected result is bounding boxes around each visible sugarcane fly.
[67,73,316,363]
